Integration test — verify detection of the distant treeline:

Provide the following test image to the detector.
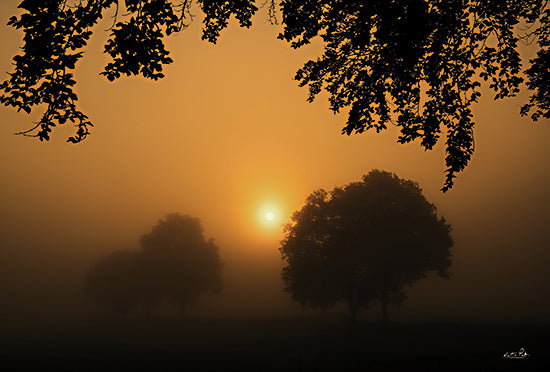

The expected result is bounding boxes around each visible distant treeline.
[85,171,452,324]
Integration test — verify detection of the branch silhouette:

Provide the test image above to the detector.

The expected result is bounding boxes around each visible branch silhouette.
[1,1,549,190]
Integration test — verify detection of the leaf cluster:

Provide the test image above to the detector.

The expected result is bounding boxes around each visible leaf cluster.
[0,0,258,142]
[0,0,114,142]
[278,0,549,191]
[1,1,549,191]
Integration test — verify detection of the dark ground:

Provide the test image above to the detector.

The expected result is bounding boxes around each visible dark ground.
[1,317,548,371]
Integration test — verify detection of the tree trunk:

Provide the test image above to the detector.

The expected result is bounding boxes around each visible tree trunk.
[348,299,359,326]
[381,298,389,325]
[144,303,152,319]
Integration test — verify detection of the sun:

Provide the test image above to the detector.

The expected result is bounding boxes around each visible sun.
[257,202,282,228]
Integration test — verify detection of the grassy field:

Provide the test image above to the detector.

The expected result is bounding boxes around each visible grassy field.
[1,317,548,371]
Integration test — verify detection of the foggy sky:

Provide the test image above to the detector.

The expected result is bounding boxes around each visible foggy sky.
[0,0,549,323]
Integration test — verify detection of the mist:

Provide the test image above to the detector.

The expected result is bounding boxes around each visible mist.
[0,0,549,370]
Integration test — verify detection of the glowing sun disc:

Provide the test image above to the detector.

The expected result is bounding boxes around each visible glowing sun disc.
[265,212,275,221]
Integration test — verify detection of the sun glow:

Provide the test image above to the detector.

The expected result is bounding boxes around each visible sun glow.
[257,202,283,229]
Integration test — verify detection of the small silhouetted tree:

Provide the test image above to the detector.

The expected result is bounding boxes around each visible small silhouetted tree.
[2,1,549,190]
[84,213,222,316]
[139,213,222,316]
[280,170,453,325]
[84,249,142,316]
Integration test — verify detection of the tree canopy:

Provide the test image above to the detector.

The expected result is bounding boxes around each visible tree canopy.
[1,0,549,190]
[85,213,222,316]
[279,170,453,324]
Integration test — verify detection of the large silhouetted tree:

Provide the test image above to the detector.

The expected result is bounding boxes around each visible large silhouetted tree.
[279,170,453,324]
[84,213,222,316]
[2,1,549,190]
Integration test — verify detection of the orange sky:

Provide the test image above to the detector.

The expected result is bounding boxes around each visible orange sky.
[0,1,549,321]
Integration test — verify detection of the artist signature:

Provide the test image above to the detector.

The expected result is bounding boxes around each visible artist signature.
[503,348,530,359]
